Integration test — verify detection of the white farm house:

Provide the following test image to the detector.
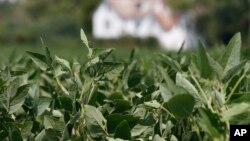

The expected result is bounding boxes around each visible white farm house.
[93,0,198,50]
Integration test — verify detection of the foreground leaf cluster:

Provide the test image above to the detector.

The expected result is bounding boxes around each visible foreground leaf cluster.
[0,30,250,141]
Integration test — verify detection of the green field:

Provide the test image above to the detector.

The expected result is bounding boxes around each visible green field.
[0,31,250,141]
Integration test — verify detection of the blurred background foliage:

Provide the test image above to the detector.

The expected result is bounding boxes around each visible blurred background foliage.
[0,0,249,47]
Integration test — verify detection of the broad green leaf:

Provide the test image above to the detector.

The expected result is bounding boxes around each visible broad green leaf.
[91,48,113,61]
[157,66,187,95]
[0,125,8,140]
[45,129,61,141]
[106,114,139,133]
[221,33,241,74]
[176,73,201,102]
[207,54,223,80]
[127,72,142,88]
[222,103,250,121]
[11,129,22,141]
[164,94,195,118]
[35,129,45,141]
[138,113,156,126]
[153,134,165,141]
[53,66,69,78]
[44,115,65,131]
[9,84,29,114]
[229,93,250,104]
[86,62,124,79]
[113,99,131,113]
[144,100,161,108]
[54,56,71,71]
[131,125,148,137]
[196,41,213,79]
[159,83,173,102]
[158,54,182,72]
[84,105,107,136]
[37,97,52,116]
[114,120,131,140]
[26,51,48,71]
[59,96,73,111]
[222,60,247,83]
[104,63,124,80]
[21,121,33,139]
[197,108,227,138]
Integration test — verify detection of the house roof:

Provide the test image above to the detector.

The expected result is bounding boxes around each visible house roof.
[106,0,179,30]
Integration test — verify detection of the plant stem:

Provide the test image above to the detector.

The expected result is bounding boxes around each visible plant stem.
[191,75,214,112]
[55,76,69,95]
[87,83,96,104]
[161,106,175,118]
[226,73,246,102]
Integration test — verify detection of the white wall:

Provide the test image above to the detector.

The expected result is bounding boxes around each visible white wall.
[93,2,197,50]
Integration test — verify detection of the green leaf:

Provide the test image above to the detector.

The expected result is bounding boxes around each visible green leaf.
[102,63,124,80]
[196,41,213,79]
[86,62,124,80]
[131,124,149,137]
[144,100,161,108]
[80,28,89,48]
[59,96,73,111]
[37,97,52,116]
[158,54,182,72]
[164,94,195,118]
[153,134,165,141]
[159,83,173,102]
[222,103,250,121]
[80,29,92,57]
[91,48,113,61]
[21,121,33,139]
[221,33,241,74]
[114,120,131,140]
[54,56,71,71]
[41,37,52,68]
[106,114,139,133]
[138,113,156,126]
[157,66,187,95]
[9,84,29,114]
[26,51,48,71]
[127,72,142,88]
[11,129,22,141]
[84,105,107,136]
[176,73,201,103]
[113,99,131,113]
[0,125,8,140]
[35,129,46,141]
[197,108,227,138]
[229,93,250,104]
[222,60,247,83]
[207,54,224,80]
[44,115,65,131]
[45,129,61,141]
